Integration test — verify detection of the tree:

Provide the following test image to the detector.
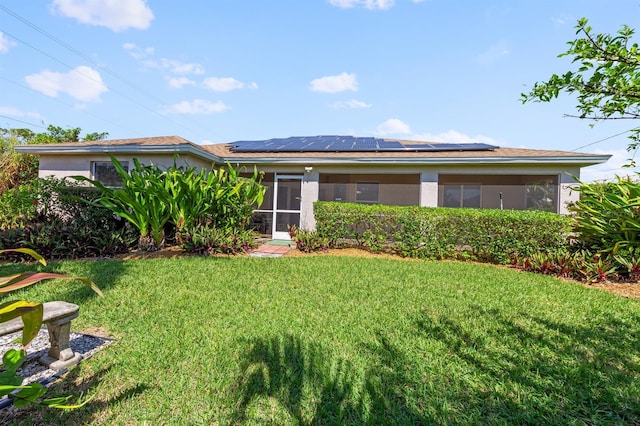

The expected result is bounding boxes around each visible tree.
[0,126,109,193]
[522,18,640,162]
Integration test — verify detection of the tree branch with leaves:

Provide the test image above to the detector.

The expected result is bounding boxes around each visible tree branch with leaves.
[522,17,640,163]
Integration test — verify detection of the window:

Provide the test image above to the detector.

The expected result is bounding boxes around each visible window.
[92,161,128,187]
[443,184,481,208]
[355,182,379,203]
[525,180,557,212]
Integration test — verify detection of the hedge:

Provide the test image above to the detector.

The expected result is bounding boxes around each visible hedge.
[313,202,573,264]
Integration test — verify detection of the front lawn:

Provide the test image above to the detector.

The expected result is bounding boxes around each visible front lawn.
[2,255,640,424]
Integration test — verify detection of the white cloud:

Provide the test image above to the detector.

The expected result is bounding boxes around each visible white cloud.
[50,0,154,32]
[167,77,196,89]
[310,72,358,93]
[24,65,107,102]
[377,118,411,136]
[329,0,395,10]
[330,99,372,109]
[160,59,205,75]
[0,106,41,119]
[0,32,16,54]
[123,44,204,75]
[201,77,258,92]
[123,42,154,60]
[164,99,229,115]
[202,77,244,92]
[580,149,637,182]
[476,40,510,65]
[410,130,499,145]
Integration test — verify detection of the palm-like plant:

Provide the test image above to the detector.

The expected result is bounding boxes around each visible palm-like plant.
[75,156,265,251]
[570,175,640,254]
[74,157,172,251]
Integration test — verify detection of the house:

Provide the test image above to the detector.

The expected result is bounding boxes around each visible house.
[16,135,610,240]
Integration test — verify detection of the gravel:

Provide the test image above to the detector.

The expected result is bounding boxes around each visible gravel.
[0,327,114,404]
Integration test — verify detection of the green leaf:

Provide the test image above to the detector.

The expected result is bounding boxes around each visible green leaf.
[0,249,46,266]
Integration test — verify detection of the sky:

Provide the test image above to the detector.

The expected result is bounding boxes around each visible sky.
[0,0,639,181]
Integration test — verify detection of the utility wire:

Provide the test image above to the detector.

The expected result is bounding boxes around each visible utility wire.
[0,3,226,142]
[0,75,142,136]
[571,127,640,151]
[1,29,214,139]
[0,3,164,104]
[0,114,47,130]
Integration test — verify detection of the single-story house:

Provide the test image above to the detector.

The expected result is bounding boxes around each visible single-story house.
[16,135,610,240]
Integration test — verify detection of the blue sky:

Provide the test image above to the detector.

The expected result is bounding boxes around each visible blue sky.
[0,0,639,180]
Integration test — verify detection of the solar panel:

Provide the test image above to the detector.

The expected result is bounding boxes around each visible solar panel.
[230,137,496,153]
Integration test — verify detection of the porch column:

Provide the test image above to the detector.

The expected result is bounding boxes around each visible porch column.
[558,173,579,214]
[301,171,319,231]
[419,171,438,207]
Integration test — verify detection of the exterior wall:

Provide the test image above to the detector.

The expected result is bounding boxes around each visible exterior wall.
[301,171,319,231]
[37,154,587,232]
[559,172,580,214]
[38,153,213,181]
[419,171,438,207]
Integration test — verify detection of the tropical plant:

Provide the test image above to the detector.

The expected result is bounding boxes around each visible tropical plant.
[569,175,640,254]
[75,156,266,251]
[179,225,257,255]
[165,163,265,236]
[288,225,329,253]
[0,248,102,408]
[74,157,172,251]
[0,126,109,195]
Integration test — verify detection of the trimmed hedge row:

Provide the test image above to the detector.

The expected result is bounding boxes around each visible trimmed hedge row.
[313,202,573,264]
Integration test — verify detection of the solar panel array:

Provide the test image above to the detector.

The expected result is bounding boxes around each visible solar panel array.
[230,136,496,153]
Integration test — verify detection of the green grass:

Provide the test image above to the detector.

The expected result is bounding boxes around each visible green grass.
[2,255,640,425]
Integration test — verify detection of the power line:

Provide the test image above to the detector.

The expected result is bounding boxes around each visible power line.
[571,127,640,151]
[0,114,47,130]
[0,28,215,139]
[0,3,162,103]
[0,3,226,142]
[0,75,142,136]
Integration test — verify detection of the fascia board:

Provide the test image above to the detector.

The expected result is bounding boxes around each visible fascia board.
[222,155,612,166]
[15,144,223,163]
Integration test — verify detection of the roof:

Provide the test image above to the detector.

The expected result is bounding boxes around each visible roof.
[14,135,611,167]
[15,135,223,163]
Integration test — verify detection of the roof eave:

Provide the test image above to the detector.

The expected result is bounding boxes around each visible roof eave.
[14,144,224,164]
[221,155,612,166]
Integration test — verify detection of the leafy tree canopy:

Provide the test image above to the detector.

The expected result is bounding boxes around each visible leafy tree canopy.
[522,17,640,159]
[0,125,108,193]
[0,125,109,149]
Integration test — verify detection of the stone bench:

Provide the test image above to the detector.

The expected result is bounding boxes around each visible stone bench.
[0,301,82,371]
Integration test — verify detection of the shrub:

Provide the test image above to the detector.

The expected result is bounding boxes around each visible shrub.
[569,175,640,254]
[179,226,257,255]
[0,183,38,229]
[0,178,136,260]
[75,157,266,251]
[314,202,572,264]
[288,225,329,253]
